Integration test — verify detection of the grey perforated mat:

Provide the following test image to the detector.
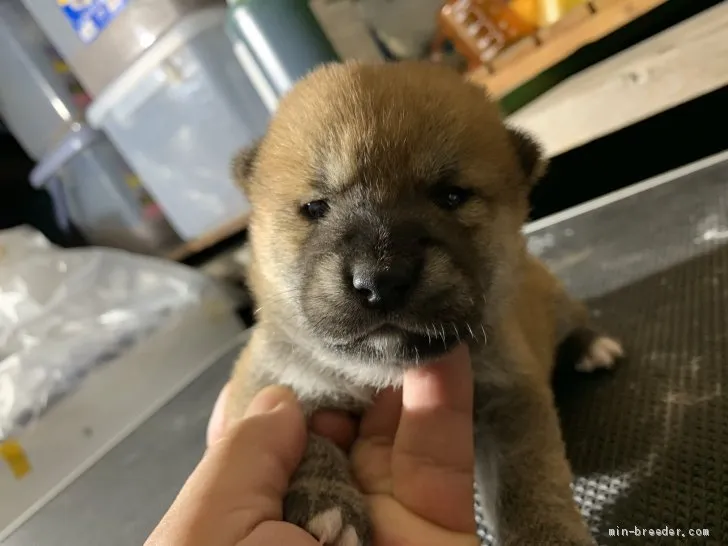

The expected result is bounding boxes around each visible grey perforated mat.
[477,156,728,545]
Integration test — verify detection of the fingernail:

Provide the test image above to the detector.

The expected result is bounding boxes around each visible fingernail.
[245,385,296,417]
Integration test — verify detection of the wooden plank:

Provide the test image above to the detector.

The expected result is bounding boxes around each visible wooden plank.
[491,36,539,71]
[506,2,728,157]
[468,0,667,97]
[165,215,249,262]
[536,3,593,42]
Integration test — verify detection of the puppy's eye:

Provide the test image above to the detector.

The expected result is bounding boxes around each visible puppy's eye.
[433,186,473,211]
[301,199,330,220]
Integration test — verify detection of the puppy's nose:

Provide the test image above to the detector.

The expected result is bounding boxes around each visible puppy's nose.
[350,259,421,310]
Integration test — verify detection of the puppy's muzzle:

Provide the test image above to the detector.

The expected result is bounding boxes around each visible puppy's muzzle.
[349,253,423,311]
[340,217,427,313]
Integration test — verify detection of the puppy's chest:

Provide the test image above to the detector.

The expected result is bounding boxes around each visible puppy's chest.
[264,356,375,415]
[256,336,502,415]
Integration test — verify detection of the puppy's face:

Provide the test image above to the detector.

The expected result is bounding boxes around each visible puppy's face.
[237,62,543,369]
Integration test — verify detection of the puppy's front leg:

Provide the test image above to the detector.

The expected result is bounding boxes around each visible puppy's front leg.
[474,380,594,546]
[227,346,371,545]
[284,433,372,546]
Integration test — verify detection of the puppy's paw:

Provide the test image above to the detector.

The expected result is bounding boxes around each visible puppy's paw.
[307,508,363,546]
[284,483,371,546]
[575,335,624,373]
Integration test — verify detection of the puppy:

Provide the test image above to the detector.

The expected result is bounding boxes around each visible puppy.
[226,61,623,545]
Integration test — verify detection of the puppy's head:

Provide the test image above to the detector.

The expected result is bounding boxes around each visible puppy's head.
[235,62,544,370]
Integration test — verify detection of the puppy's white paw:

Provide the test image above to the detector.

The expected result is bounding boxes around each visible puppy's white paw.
[285,480,371,545]
[307,508,343,544]
[575,336,624,372]
[339,525,364,546]
[306,508,364,546]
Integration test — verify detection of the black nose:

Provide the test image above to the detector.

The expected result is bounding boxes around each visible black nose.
[350,258,422,310]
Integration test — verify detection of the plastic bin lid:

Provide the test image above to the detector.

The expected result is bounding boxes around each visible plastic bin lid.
[86,7,226,129]
[30,123,102,189]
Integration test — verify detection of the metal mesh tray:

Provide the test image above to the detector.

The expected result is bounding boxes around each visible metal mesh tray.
[477,152,728,545]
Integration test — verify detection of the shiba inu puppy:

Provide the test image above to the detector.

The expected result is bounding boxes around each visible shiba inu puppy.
[227,61,622,545]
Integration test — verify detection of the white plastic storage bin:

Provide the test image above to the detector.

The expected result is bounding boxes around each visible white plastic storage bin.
[87,7,269,241]
[0,1,84,160]
[30,124,181,255]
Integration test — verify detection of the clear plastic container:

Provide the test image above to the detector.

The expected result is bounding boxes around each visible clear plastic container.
[30,124,181,255]
[87,7,269,241]
[226,0,337,112]
[18,0,220,97]
[0,1,84,160]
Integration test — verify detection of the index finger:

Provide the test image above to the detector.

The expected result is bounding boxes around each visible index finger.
[147,386,309,546]
[392,344,476,533]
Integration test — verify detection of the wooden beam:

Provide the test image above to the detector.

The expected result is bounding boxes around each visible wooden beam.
[165,215,249,262]
[506,2,728,157]
[468,0,667,98]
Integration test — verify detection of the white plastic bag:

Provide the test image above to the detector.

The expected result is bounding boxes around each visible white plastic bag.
[0,226,228,440]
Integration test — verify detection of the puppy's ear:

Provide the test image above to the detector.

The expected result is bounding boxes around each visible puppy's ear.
[231,139,262,192]
[507,127,547,186]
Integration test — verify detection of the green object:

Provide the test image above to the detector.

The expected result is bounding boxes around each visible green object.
[226,0,338,107]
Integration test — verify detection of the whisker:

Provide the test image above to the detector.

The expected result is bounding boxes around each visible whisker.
[466,322,475,339]
[451,322,461,342]
[480,324,488,345]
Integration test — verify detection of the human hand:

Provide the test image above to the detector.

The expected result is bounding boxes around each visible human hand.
[148,344,479,546]
[352,343,480,546]
[145,385,321,546]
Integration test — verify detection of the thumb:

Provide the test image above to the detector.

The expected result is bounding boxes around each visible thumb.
[392,344,476,533]
[146,386,308,546]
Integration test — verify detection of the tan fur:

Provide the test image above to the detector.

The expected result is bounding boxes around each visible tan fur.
[226,61,616,545]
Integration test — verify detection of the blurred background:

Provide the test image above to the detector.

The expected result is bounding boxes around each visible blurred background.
[2,0,725,264]
[1,1,726,544]
[1,0,726,273]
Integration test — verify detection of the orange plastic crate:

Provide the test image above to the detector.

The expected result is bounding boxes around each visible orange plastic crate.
[435,0,537,70]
